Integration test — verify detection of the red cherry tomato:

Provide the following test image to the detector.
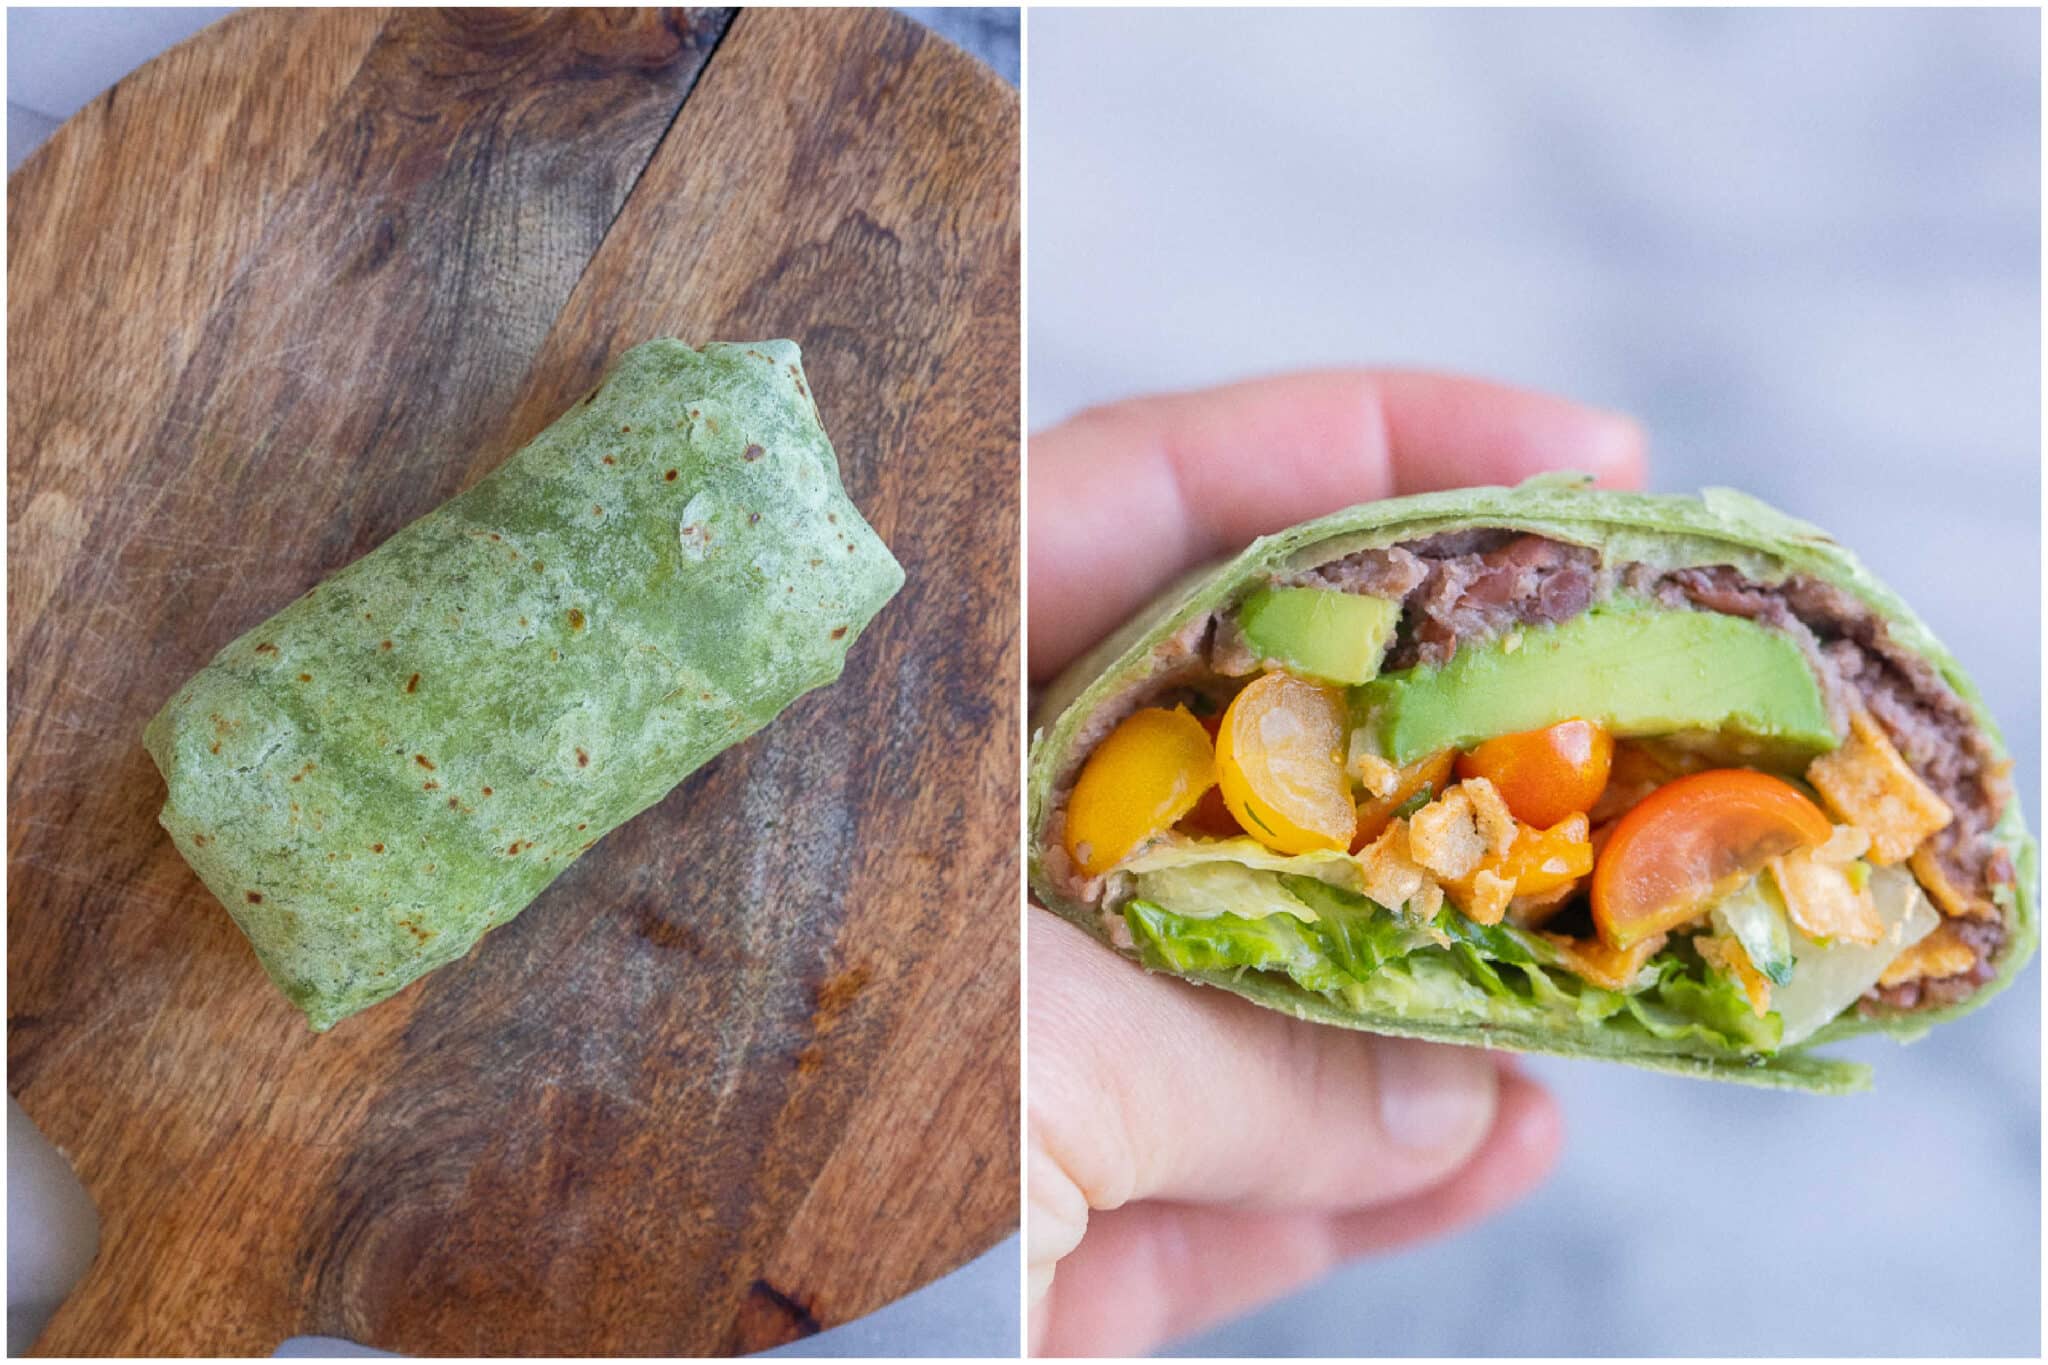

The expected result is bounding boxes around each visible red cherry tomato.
[1457,719,1615,829]
[1590,769,1833,949]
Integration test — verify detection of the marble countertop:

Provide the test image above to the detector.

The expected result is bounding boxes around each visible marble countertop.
[1030,7,2040,1357]
[6,7,1018,1357]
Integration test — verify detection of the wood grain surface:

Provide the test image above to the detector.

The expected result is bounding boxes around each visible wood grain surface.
[7,7,1019,1356]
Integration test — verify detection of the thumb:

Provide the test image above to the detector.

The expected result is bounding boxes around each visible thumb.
[1029,909,1499,1220]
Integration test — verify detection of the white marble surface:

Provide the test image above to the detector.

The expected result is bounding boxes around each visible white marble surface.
[7,7,1019,1358]
[1030,7,2040,1357]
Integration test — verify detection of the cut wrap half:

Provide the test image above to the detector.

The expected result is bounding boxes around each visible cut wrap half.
[1027,476,2034,1093]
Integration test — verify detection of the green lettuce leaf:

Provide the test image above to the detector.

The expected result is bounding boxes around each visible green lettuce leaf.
[1125,899,1350,994]
[1122,886,1789,1062]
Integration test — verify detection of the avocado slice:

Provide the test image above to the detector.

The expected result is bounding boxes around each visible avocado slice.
[1238,586,1401,685]
[1352,603,1838,763]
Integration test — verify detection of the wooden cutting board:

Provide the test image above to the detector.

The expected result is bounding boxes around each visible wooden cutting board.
[7,8,1018,1356]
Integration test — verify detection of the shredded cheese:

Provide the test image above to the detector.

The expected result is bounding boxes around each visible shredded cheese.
[1769,848,1884,946]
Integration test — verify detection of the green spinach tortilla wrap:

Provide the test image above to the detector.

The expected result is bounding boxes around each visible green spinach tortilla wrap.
[1027,476,2034,1093]
[147,339,903,1030]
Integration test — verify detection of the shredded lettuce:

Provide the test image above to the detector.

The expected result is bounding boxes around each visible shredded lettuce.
[1124,898,1353,994]
[1131,860,1329,923]
[1123,885,1787,1059]
[1711,876,1796,985]
[1118,836,1940,1063]
[1122,833,1363,883]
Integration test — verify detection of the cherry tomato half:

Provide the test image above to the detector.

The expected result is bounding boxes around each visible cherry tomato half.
[1590,769,1833,950]
[1215,672,1354,855]
[1064,706,1217,875]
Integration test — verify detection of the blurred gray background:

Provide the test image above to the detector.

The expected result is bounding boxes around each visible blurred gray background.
[1031,7,2039,1358]
[7,6,1017,1358]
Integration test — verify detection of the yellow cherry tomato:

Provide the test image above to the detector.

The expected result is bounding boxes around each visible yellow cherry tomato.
[1064,706,1217,875]
[1215,672,1354,855]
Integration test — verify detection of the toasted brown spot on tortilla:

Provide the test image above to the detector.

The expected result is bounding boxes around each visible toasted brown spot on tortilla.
[254,642,277,654]
[665,469,679,481]
[602,455,616,466]
[210,741,221,754]
[744,443,764,461]
[831,626,848,640]
[449,797,461,809]
[532,559,545,572]
[481,787,493,798]
[371,843,385,854]
[507,842,523,856]
[405,674,420,694]
[592,504,604,516]
[567,608,585,630]
[423,780,439,791]
[749,512,760,524]
[245,890,263,904]
[576,748,590,767]
[297,673,313,683]
[380,640,393,651]
[192,833,209,846]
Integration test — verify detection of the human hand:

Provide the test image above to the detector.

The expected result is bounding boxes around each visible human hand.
[1027,369,1647,1356]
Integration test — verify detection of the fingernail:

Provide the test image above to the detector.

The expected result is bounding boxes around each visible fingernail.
[1376,1039,1497,1151]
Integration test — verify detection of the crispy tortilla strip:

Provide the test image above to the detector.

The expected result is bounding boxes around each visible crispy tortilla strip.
[1349,749,1402,800]
[1878,919,1981,987]
[1807,710,1952,865]
[1769,848,1884,946]
[1450,868,1515,927]
[1409,778,1516,880]
[1909,841,1998,922]
[1356,820,1443,919]
[1542,931,1668,992]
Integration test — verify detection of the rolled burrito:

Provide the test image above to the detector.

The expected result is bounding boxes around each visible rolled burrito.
[1027,476,2034,1092]
[147,339,903,1030]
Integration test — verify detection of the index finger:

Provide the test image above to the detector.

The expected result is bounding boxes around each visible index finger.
[1027,369,1647,678]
